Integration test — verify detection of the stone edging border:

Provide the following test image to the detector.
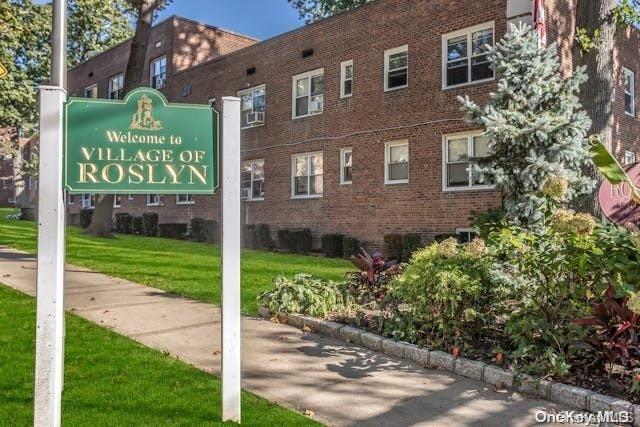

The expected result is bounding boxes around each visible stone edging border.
[259,308,639,426]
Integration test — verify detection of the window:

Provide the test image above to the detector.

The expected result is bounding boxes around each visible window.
[340,60,353,98]
[384,45,408,91]
[2,178,13,189]
[113,194,122,208]
[292,152,323,198]
[150,56,167,89]
[176,194,195,204]
[292,68,324,118]
[67,194,74,205]
[238,85,266,129]
[241,159,265,200]
[385,141,409,184]
[624,150,636,165]
[456,228,479,243]
[108,74,124,100]
[146,194,162,206]
[81,194,95,209]
[84,84,97,98]
[443,23,495,88]
[443,133,493,190]
[624,68,635,116]
[128,194,134,201]
[340,148,352,184]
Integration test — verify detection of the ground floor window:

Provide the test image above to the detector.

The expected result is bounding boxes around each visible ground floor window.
[340,148,352,185]
[241,159,265,200]
[385,141,409,184]
[624,150,636,165]
[443,132,492,190]
[67,193,74,205]
[81,194,95,209]
[292,152,323,198]
[147,194,162,206]
[176,194,195,205]
[113,194,122,208]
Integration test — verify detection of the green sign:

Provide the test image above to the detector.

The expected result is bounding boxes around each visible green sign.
[64,88,218,194]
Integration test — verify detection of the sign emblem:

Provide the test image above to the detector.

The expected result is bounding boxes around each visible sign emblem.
[64,87,218,194]
[0,63,7,78]
[598,163,640,226]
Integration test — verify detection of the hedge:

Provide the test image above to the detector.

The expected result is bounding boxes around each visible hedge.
[79,209,93,229]
[142,213,159,237]
[158,223,187,239]
[115,213,133,234]
[321,233,345,258]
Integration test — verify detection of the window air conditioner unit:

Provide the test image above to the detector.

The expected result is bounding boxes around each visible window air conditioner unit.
[246,111,265,125]
[309,100,322,113]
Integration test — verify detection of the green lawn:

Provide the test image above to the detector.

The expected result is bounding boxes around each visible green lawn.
[0,285,318,426]
[0,209,351,315]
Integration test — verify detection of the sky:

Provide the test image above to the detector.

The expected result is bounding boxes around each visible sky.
[156,0,304,40]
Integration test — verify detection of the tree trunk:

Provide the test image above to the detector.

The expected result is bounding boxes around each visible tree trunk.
[573,0,616,215]
[85,0,157,237]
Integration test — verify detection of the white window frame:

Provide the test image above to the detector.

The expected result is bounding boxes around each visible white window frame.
[146,194,163,206]
[291,151,323,199]
[384,140,409,185]
[108,73,124,100]
[456,227,479,243]
[442,21,495,90]
[67,193,74,205]
[113,194,122,208]
[340,147,353,185]
[340,60,353,98]
[442,131,495,192]
[81,194,95,209]
[176,194,195,205]
[238,84,266,129]
[624,67,636,117]
[292,68,324,119]
[128,194,134,201]
[150,56,167,89]
[384,45,408,92]
[624,150,636,165]
[84,84,97,98]
[241,159,265,201]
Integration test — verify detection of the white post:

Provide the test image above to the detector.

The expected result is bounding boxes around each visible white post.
[34,1,66,425]
[221,96,241,423]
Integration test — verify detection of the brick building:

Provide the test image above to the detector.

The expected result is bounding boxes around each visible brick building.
[64,0,640,249]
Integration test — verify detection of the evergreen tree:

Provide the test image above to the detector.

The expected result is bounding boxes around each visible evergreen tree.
[459,24,595,227]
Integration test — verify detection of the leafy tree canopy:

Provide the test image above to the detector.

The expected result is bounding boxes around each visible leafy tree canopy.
[288,0,371,23]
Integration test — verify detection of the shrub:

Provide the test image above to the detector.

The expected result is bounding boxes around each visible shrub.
[115,213,132,234]
[278,229,293,252]
[402,233,422,261]
[390,238,496,348]
[79,209,93,229]
[349,248,402,305]
[321,233,344,258]
[191,218,207,242]
[258,274,352,318]
[342,236,360,258]
[142,212,159,237]
[384,233,403,261]
[291,229,312,254]
[132,216,144,235]
[158,223,187,239]
[434,233,458,243]
[471,208,506,238]
[204,220,218,243]
[244,225,257,249]
[255,224,275,250]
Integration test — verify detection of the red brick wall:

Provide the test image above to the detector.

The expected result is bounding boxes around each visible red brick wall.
[613,27,640,162]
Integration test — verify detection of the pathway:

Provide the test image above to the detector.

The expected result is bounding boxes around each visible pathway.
[0,246,571,426]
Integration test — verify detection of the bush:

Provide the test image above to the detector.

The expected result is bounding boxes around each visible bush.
[291,229,312,254]
[342,236,360,258]
[142,212,159,237]
[115,213,132,234]
[258,274,352,318]
[434,233,458,243]
[158,223,187,239]
[402,233,422,261]
[321,233,345,258]
[384,233,403,261]
[244,225,257,249]
[191,218,207,242]
[79,209,93,229]
[132,216,144,235]
[278,229,293,251]
[255,224,275,250]
[204,220,218,243]
[390,238,495,347]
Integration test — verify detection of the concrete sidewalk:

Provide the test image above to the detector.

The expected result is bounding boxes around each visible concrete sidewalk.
[0,246,570,426]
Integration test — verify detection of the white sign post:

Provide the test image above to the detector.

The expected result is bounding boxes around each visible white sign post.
[220,96,242,423]
[34,1,67,426]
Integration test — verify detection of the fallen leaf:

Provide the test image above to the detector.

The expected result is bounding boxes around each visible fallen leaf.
[213,351,221,356]
[89,297,95,301]
[304,409,315,417]
[302,326,311,332]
